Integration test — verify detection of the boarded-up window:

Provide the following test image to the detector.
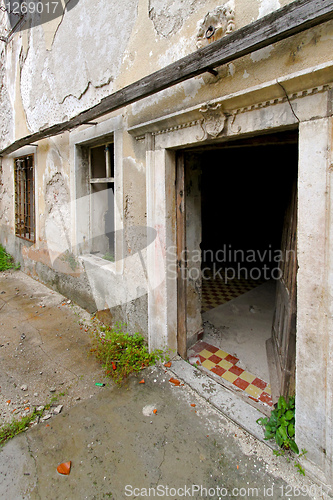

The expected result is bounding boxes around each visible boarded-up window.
[14,155,35,242]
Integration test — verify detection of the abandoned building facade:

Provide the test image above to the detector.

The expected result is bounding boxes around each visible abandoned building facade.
[1,0,333,488]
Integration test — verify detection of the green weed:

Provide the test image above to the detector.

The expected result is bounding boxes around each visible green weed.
[102,252,115,262]
[0,245,20,271]
[257,395,298,453]
[0,393,63,446]
[90,322,167,385]
[0,413,38,445]
[294,462,305,476]
[257,396,307,475]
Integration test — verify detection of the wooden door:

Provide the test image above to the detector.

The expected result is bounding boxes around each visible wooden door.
[176,152,187,359]
[271,180,297,398]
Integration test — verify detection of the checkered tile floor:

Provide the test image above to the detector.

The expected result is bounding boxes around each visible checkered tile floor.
[201,268,266,313]
[190,341,273,407]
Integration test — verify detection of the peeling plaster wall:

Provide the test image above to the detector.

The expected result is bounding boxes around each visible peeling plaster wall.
[1,0,332,145]
[18,0,139,133]
[0,0,10,40]
[0,0,332,324]
[0,157,14,239]
[127,0,333,127]
[0,48,14,147]
[148,0,205,38]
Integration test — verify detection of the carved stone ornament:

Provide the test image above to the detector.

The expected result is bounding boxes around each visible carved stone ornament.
[198,103,227,140]
[196,4,235,49]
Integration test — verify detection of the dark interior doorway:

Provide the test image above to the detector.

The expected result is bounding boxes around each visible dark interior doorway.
[177,129,298,412]
[201,142,296,274]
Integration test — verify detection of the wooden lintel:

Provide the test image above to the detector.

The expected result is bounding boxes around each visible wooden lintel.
[1,0,333,156]
[207,68,219,77]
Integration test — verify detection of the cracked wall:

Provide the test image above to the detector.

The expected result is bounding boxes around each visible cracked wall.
[0,0,139,146]
[19,0,138,132]
[1,0,333,147]
[0,0,332,316]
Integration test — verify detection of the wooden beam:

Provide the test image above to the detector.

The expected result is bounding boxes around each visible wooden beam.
[1,0,333,156]
[176,152,187,359]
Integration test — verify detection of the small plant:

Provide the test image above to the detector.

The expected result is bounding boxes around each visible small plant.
[0,393,63,446]
[91,322,166,385]
[294,462,305,476]
[0,412,39,446]
[0,245,20,271]
[102,252,114,262]
[257,396,307,475]
[257,395,298,453]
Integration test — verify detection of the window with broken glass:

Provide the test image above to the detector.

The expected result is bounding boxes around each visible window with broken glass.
[89,142,115,261]
[14,154,35,242]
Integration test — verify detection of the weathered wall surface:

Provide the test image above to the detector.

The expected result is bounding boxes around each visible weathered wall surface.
[0,0,140,143]
[0,0,332,327]
[0,0,332,337]
[0,0,13,148]
[1,0,332,149]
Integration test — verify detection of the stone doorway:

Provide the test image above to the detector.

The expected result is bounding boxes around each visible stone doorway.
[177,130,298,412]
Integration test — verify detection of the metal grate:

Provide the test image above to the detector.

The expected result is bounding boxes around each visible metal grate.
[14,154,35,242]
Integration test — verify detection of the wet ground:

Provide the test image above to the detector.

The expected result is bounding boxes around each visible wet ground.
[0,271,329,499]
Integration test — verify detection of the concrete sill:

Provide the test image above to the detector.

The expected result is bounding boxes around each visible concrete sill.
[169,357,277,448]
[79,253,116,272]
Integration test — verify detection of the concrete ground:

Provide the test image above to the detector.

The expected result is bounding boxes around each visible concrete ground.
[0,271,329,499]
[0,270,107,426]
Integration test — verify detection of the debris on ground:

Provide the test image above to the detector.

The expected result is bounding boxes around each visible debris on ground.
[0,270,106,429]
[52,405,63,415]
[57,461,71,475]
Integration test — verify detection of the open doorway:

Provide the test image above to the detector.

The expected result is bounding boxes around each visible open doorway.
[177,129,298,412]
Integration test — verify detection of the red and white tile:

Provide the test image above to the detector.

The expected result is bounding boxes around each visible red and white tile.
[190,341,273,407]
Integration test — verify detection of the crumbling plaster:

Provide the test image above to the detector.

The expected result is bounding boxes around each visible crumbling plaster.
[0,156,13,230]
[1,0,317,149]
[21,0,138,131]
[0,46,14,146]
[128,19,333,129]
[148,0,207,38]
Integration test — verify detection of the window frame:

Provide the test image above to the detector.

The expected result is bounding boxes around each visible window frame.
[88,141,115,259]
[14,153,36,243]
[70,116,124,274]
